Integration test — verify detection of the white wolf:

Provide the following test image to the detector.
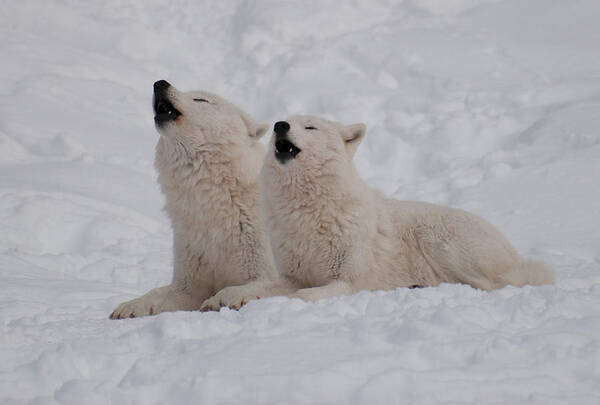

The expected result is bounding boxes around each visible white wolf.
[202,116,554,310]
[110,80,277,318]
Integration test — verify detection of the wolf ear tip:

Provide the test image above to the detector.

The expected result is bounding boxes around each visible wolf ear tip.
[250,122,268,138]
[345,123,366,142]
[255,122,269,138]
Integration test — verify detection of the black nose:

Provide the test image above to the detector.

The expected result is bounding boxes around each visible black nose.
[274,121,290,136]
[154,80,170,93]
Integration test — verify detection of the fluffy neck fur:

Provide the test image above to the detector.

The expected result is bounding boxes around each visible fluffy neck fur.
[156,136,260,230]
[264,156,376,242]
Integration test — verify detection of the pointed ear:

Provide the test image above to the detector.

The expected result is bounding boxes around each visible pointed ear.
[251,122,269,139]
[342,123,366,157]
[239,109,268,139]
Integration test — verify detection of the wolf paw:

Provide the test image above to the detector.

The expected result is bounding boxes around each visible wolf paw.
[109,285,196,319]
[109,296,162,319]
[201,286,260,311]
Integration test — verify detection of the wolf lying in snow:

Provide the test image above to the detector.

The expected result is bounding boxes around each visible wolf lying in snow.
[202,116,554,310]
[110,81,277,318]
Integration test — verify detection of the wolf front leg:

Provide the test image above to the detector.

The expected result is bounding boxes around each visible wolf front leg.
[109,284,208,319]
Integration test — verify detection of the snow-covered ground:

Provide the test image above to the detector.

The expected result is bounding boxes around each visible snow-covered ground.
[1,1,600,403]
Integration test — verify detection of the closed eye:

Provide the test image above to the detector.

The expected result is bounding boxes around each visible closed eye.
[305,126,317,130]
[193,98,209,103]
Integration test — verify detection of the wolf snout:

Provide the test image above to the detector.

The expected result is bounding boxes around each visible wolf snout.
[274,121,290,138]
[153,80,181,126]
[274,120,301,164]
[154,80,171,93]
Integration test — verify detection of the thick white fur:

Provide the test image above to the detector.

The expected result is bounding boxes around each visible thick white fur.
[110,84,276,318]
[203,115,554,309]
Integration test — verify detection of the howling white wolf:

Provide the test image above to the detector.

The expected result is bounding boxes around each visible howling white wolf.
[110,81,277,318]
[202,116,554,310]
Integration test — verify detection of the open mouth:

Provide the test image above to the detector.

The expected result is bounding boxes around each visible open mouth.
[275,138,301,163]
[153,95,181,126]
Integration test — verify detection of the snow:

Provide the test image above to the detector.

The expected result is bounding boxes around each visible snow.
[1,0,599,403]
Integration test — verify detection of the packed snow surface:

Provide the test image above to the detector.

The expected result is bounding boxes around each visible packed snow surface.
[1,1,600,404]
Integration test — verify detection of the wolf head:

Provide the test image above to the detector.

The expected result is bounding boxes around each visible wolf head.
[266,115,366,170]
[152,80,268,155]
